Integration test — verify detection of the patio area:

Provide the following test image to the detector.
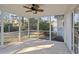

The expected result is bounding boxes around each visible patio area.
[0,39,70,54]
[0,4,79,54]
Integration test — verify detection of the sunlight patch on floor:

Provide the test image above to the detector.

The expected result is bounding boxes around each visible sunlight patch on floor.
[8,42,23,45]
[17,44,54,53]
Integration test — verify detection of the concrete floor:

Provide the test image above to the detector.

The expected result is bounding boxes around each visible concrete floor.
[0,39,70,54]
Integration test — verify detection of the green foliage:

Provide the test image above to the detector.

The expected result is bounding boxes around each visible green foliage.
[4,17,53,32]
[29,18,53,31]
[4,23,19,32]
[39,21,49,30]
[29,18,37,30]
[21,19,28,30]
[4,23,12,32]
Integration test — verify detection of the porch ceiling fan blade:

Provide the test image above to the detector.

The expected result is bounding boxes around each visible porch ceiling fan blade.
[37,9,44,12]
[23,6,31,9]
[25,10,32,12]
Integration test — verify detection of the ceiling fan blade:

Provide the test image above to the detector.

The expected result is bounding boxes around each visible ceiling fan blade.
[25,10,32,12]
[23,6,31,9]
[37,9,44,12]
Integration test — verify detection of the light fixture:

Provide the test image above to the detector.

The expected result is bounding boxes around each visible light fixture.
[32,10,36,14]
[32,11,35,14]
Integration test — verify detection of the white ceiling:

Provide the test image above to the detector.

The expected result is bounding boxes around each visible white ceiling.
[0,4,77,18]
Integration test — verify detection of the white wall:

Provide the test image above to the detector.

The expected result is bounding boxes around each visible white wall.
[64,5,77,52]
[64,12,72,51]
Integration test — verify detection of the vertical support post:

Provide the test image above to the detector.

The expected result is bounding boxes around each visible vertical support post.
[28,18,30,38]
[49,16,51,41]
[72,11,75,53]
[0,12,4,46]
[18,17,21,41]
[37,17,39,39]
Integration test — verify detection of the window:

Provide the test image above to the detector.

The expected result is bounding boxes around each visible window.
[3,12,19,45]
[39,16,50,40]
[73,7,79,53]
[29,17,38,39]
[21,17,29,41]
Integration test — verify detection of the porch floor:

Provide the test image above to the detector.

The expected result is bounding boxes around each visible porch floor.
[0,39,70,54]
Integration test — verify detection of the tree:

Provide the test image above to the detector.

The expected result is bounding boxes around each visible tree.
[21,17,28,30]
[29,18,37,30]
[39,21,49,30]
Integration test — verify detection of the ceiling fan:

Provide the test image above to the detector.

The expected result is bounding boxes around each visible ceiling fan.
[23,4,44,14]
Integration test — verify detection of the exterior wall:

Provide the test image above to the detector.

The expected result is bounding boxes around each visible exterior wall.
[64,5,77,52]
[64,12,72,51]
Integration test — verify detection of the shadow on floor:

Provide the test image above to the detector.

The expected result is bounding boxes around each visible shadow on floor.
[51,36,64,42]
